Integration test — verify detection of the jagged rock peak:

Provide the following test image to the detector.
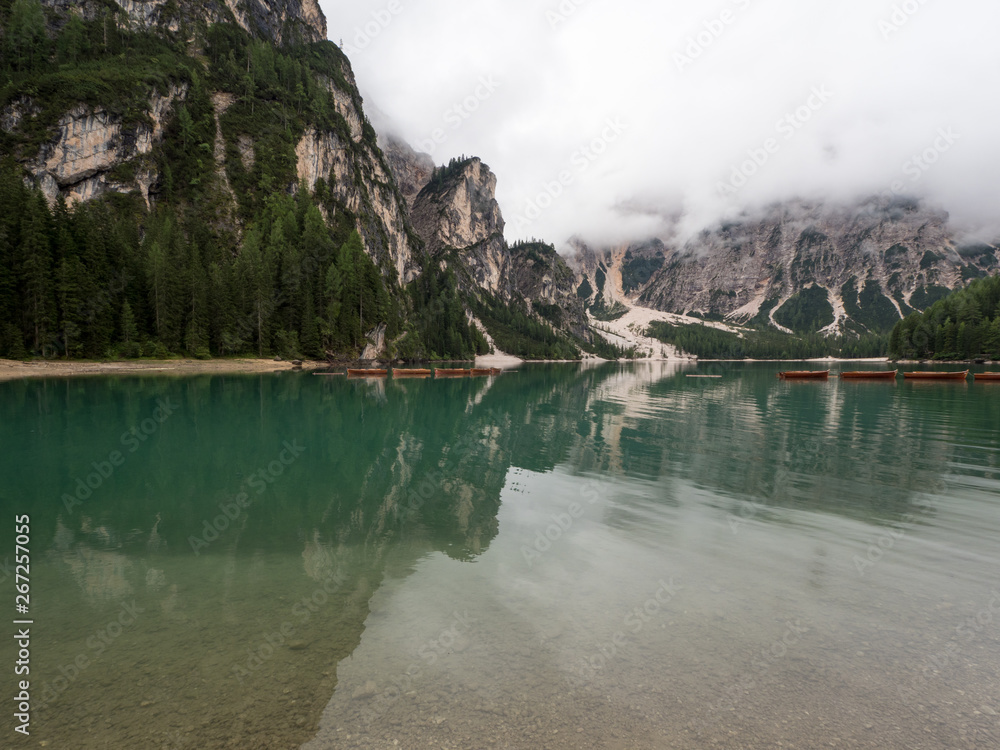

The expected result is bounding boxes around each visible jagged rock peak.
[41,0,327,45]
[378,133,434,208]
[411,157,505,256]
[408,157,509,296]
[571,198,1000,336]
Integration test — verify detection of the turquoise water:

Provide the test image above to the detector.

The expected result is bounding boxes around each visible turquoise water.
[1,362,999,748]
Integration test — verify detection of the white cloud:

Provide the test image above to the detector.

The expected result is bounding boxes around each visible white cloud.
[321,0,1000,250]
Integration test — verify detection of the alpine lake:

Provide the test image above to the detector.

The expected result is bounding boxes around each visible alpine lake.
[2,362,999,749]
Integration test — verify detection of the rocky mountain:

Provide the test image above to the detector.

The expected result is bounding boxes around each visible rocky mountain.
[5,0,993,363]
[42,0,327,44]
[0,0,600,361]
[4,0,421,285]
[572,199,1000,335]
[403,156,592,343]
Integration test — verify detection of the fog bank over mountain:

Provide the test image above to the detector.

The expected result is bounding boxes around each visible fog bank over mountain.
[322,0,1000,249]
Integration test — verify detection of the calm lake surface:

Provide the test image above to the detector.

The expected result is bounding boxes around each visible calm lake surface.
[2,362,999,749]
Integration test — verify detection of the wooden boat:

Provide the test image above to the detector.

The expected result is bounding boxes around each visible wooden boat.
[973,372,1000,381]
[392,368,432,377]
[347,369,388,377]
[490,368,503,375]
[778,370,829,379]
[470,368,494,376]
[434,368,469,377]
[902,371,969,381]
[840,370,898,380]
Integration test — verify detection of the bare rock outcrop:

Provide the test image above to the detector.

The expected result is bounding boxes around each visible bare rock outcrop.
[410,158,510,296]
[26,85,187,206]
[574,200,1000,334]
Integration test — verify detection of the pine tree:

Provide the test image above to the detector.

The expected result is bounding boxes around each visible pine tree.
[56,256,86,357]
[986,318,1000,360]
[147,239,169,344]
[20,195,56,354]
[236,225,276,356]
[121,300,138,342]
[6,0,47,72]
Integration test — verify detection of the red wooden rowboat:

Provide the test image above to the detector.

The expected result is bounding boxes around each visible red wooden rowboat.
[347,369,387,377]
[491,368,502,375]
[840,370,898,380]
[902,370,969,380]
[392,368,432,377]
[778,370,829,379]
[435,368,469,377]
[470,368,493,376]
[973,372,1000,381]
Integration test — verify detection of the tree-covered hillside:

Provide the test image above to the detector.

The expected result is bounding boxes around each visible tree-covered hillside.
[647,320,888,360]
[890,275,1000,360]
[0,1,503,361]
[0,159,492,360]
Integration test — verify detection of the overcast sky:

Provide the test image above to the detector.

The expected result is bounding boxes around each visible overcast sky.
[318,0,1000,250]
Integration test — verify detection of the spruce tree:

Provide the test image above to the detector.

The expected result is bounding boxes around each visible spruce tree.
[20,194,56,354]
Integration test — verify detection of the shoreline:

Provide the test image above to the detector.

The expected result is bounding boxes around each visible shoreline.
[0,358,326,381]
[2,356,994,381]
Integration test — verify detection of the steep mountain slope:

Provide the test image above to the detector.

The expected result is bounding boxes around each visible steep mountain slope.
[0,0,596,361]
[3,0,418,283]
[404,156,595,349]
[573,200,999,336]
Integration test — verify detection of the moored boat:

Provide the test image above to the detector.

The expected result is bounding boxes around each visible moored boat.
[778,370,829,379]
[392,368,432,377]
[490,368,502,375]
[434,368,470,377]
[902,371,969,380]
[973,372,1000,381]
[840,370,898,380]
[470,368,493,376]
[347,369,388,377]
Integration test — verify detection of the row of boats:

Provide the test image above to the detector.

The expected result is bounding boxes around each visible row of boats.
[318,367,504,379]
[778,370,1000,381]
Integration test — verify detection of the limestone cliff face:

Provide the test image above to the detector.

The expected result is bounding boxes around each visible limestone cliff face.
[394,152,593,343]
[574,200,999,333]
[26,85,187,207]
[6,0,420,285]
[410,158,511,296]
[294,125,418,283]
[41,0,326,44]
[378,133,434,208]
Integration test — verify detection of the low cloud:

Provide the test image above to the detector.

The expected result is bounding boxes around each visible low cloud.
[322,0,1000,250]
